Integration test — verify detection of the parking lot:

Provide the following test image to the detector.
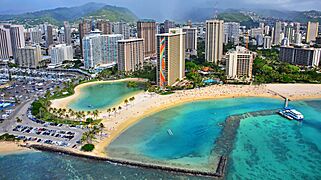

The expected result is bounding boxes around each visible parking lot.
[0,68,88,149]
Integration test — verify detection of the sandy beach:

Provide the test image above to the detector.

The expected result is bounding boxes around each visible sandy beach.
[266,84,321,100]
[93,83,321,155]
[0,142,30,155]
[49,81,321,156]
[92,84,277,155]
[50,78,147,110]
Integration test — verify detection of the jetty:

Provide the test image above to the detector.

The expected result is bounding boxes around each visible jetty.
[28,144,227,178]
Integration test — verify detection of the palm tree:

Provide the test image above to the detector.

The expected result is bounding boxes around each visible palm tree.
[124,99,128,105]
[99,123,104,139]
[76,112,82,121]
[118,106,122,112]
[93,110,99,120]
[107,108,111,117]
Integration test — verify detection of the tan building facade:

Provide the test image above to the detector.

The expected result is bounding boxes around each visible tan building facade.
[306,21,319,43]
[137,20,156,58]
[156,29,185,88]
[226,46,254,80]
[16,45,42,68]
[205,19,224,64]
[118,38,144,72]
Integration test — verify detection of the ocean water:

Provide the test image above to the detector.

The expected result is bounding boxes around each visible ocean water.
[106,98,283,172]
[0,151,208,180]
[227,100,321,179]
[68,82,142,111]
[1,98,321,179]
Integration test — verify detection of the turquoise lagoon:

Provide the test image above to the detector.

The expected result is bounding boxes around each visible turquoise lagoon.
[106,98,284,172]
[1,98,321,179]
[67,81,142,111]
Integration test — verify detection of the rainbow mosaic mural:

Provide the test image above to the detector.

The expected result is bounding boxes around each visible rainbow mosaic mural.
[159,37,166,87]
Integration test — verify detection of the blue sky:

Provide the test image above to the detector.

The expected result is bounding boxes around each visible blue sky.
[1,0,321,18]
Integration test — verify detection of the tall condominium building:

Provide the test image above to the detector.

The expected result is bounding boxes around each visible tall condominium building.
[137,19,156,57]
[83,33,102,69]
[118,38,144,72]
[64,21,72,45]
[182,26,198,55]
[294,33,302,45]
[279,46,321,67]
[264,25,270,35]
[101,34,123,65]
[16,45,42,68]
[156,29,185,88]
[224,22,240,45]
[263,36,272,49]
[9,25,25,59]
[0,25,12,59]
[164,20,175,33]
[46,25,53,47]
[250,28,264,38]
[226,46,254,80]
[285,25,294,43]
[83,33,123,69]
[273,21,282,45]
[27,28,42,44]
[113,22,130,39]
[205,19,224,64]
[96,19,112,35]
[306,22,319,43]
[50,44,73,65]
[256,34,264,46]
[79,19,92,57]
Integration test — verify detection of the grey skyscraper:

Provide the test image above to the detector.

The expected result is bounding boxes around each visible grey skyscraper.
[263,36,272,49]
[137,19,156,57]
[0,25,12,59]
[273,21,282,45]
[224,22,240,45]
[205,19,224,64]
[9,25,25,59]
[46,25,53,47]
[64,21,72,45]
[164,20,175,33]
[182,26,198,55]
[113,22,130,39]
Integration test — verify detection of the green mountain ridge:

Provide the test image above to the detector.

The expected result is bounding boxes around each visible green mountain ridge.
[0,2,138,27]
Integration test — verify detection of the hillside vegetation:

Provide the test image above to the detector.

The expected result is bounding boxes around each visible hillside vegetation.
[0,3,138,26]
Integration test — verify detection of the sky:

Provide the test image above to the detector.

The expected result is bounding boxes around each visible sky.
[1,0,321,18]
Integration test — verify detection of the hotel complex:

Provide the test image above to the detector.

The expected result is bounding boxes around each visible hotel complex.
[226,46,254,80]
[182,26,198,56]
[16,45,42,68]
[83,32,123,69]
[156,28,186,88]
[50,44,73,65]
[118,38,144,72]
[137,20,156,58]
[279,46,321,67]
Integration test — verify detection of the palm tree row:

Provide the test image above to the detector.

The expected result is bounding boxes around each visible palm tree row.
[48,108,101,121]
[81,123,105,143]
